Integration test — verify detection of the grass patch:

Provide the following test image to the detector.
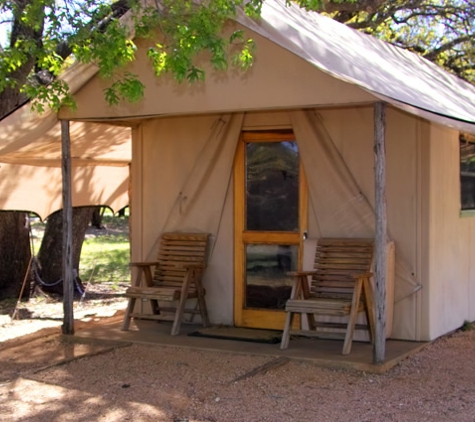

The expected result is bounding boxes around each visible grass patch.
[460,320,475,332]
[80,214,130,287]
[28,212,131,290]
[80,233,130,286]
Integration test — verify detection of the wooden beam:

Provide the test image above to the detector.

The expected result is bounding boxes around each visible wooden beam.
[61,119,74,335]
[373,102,387,364]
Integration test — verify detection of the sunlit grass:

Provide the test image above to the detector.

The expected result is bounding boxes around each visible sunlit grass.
[79,233,130,287]
[79,213,130,287]
[28,212,131,289]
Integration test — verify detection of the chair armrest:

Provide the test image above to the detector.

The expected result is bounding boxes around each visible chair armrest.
[286,271,315,300]
[176,263,205,269]
[129,261,160,268]
[351,272,373,279]
[286,271,318,276]
[128,261,160,288]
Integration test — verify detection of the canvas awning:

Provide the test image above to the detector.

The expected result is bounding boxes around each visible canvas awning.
[0,61,131,220]
[0,120,131,219]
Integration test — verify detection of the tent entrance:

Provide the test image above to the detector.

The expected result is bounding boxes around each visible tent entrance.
[233,130,307,330]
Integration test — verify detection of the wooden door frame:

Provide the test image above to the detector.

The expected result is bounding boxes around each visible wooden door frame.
[233,130,308,329]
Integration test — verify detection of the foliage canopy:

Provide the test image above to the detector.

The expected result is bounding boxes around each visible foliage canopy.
[1,0,475,115]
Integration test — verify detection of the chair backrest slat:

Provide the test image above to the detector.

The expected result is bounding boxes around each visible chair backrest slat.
[153,232,210,289]
[311,238,374,300]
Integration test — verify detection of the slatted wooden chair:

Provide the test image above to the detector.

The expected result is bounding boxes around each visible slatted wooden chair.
[121,232,210,335]
[280,238,375,355]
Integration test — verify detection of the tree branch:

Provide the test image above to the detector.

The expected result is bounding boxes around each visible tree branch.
[424,34,475,61]
[323,0,386,14]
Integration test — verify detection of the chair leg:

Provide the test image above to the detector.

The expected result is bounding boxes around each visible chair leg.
[281,274,304,350]
[362,277,376,343]
[171,271,193,336]
[195,273,210,328]
[121,298,136,331]
[307,312,316,331]
[342,278,363,355]
[280,310,295,350]
[171,295,188,336]
[342,313,358,355]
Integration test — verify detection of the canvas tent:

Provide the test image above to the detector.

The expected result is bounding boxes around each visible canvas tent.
[4,0,475,343]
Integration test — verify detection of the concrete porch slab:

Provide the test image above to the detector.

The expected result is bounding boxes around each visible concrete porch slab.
[73,317,427,374]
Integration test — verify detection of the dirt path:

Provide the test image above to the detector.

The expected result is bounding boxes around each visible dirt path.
[0,315,475,421]
[2,219,473,420]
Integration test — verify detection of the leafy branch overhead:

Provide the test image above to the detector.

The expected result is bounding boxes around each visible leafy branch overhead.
[1,0,475,114]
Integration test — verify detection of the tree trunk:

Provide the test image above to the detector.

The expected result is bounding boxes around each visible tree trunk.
[36,206,95,296]
[0,212,31,300]
[91,206,105,229]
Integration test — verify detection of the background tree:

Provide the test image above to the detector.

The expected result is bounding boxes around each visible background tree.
[0,211,30,300]
[36,207,95,296]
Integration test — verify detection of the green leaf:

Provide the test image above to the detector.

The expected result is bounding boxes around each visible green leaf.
[104,72,145,106]
[187,66,205,83]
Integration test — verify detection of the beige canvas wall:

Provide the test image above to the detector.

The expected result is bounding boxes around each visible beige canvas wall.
[132,107,475,342]
[426,124,475,339]
[132,107,427,340]
[132,115,224,256]
[309,107,423,340]
[131,114,241,324]
[60,22,375,122]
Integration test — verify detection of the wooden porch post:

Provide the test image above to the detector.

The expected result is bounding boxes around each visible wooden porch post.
[373,102,387,364]
[61,119,74,335]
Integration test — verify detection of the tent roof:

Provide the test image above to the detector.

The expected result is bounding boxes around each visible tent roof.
[233,0,475,133]
[56,0,475,132]
[1,0,475,169]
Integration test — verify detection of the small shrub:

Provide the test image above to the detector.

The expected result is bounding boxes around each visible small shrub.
[460,320,475,332]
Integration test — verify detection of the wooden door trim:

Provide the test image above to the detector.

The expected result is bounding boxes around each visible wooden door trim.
[233,131,308,329]
[233,135,246,326]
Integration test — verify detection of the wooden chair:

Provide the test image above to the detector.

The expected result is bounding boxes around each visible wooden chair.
[280,238,375,355]
[121,232,211,335]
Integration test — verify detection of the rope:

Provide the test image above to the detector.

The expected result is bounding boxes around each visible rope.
[78,260,97,307]
[27,215,85,295]
[32,257,85,295]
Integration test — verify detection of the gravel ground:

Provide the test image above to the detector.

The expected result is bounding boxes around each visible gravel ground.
[2,221,474,420]
[0,314,475,421]
[0,283,128,342]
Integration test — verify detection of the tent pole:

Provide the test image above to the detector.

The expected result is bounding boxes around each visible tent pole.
[373,102,387,364]
[61,119,74,335]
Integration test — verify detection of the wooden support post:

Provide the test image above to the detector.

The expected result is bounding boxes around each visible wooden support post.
[373,102,387,364]
[61,119,74,335]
